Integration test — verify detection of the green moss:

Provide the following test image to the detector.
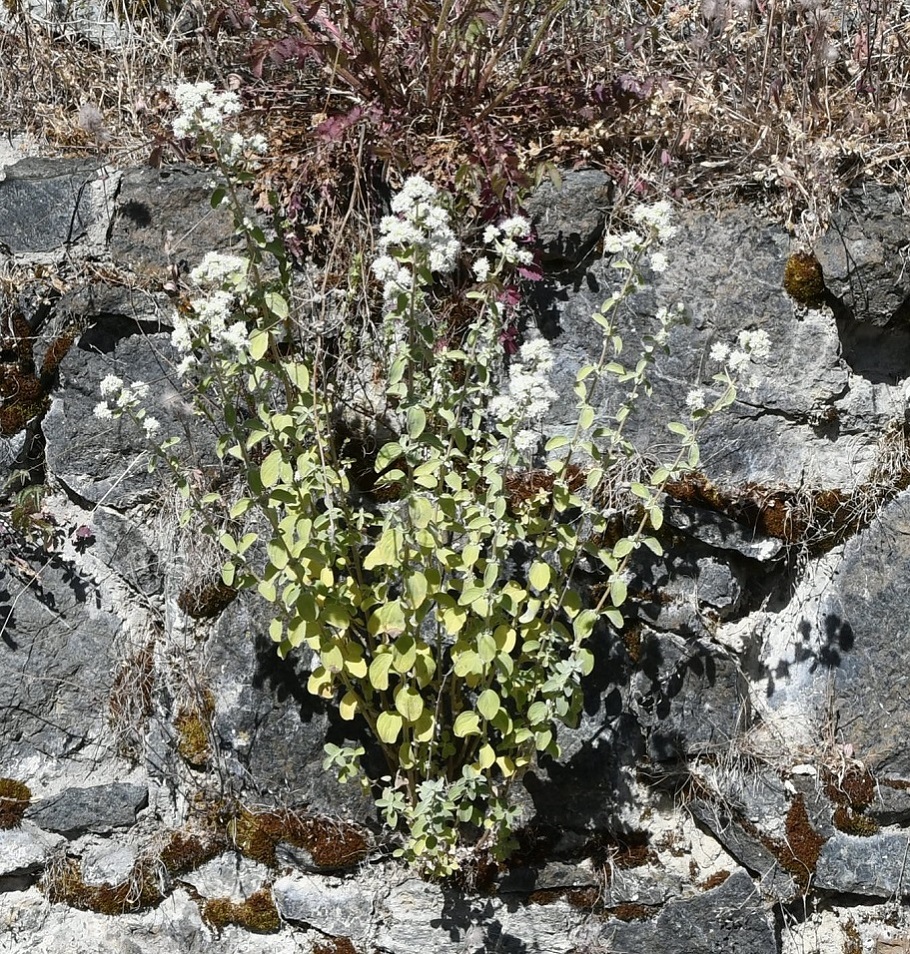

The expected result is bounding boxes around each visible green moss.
[202,888,281,934]
[230,807,369,870]
[783,251,826,306]
[174,690,215,767]
[41,859,163,914]
[0,777,31,829]
[160,828,226,875]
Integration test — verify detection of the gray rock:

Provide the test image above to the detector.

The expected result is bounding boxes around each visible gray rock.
[666,500,783,562]
[816,184,910,326]
[0,558,122,765]
[372,876,595,954]
[526,170,613,267]
[816,831,910,897]
[599,868,776,954]
[43,320,217,507]
[180,852,270,900]
[826,492,910,776]
[870,780,910,826]
[81,841,137,885]
[272,872,374,943]
[630,631,750,763]
[110,165,242,278]
[0,158,110,255]
[697,557,743,618]
[203,594,376,822]
[689,800,797,902]
[0,823,64,883]
[25,782,147,836]
[90,508,161,596]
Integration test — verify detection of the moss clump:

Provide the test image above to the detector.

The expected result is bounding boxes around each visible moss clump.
[0,777,31,829]
[202,888,281,934]
[774,796,828,890]
[177,580,238,619]
[832,805,880,837]
[41,859,163,914]
[174,691,215,768]
[231,807,369,870]
[783,251,826,306]
[313,939,359,954]
[160,828,227,875]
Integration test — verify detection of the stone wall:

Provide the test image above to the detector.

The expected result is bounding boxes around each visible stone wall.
[2,155,910,953]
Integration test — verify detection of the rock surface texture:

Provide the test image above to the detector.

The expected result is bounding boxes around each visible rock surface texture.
[1,159,910,952]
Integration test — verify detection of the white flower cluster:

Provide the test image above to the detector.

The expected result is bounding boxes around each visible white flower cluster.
[687,328,772,413]
[709,328,771,371]
[171,82,266,165]
[172,254,251,376]
[490,336,558,454]
[632,200,678,242]
[94,375,161,437]
[482,215,533,267]
[371,176,461,302]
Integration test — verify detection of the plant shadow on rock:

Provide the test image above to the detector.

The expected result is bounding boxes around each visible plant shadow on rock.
[829,289,910,385]
[434,893,530,954]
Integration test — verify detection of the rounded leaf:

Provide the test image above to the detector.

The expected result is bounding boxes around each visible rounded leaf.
[453,711,482,737]
[376,711,404,744]
[477,689,500,721]
[528,561,551,591]
[394,685,424,722]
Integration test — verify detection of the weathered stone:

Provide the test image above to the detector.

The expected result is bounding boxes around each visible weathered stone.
[689,800,797,902]
[90,508,161,596]
[597,868,776,954]
[630,631,750,763]
[816,184,910,326]
[0,158,112,256]
[0,823,64,884]
[696,557,743,618]
[203,594,376,822]
[816,831,910,898]
[272,872,374,943]
[871,780,910,826]
[0,558,122,765]
[526,170,613,267]
[110,165,241,278]
[81,841,137,886]
[181,853,270,900]
[826,492,910,777]
[25,782,147,837]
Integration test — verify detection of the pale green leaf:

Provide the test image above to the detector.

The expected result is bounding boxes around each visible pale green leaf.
[259,449,283,488]
[369,653,394,691]
[394,685,424,722]
[477,689,500,721]
[611,578,628,607]
[453,711,481,737]
[407,406,427,440]
[376,711,403,744]
[528,561,551,591]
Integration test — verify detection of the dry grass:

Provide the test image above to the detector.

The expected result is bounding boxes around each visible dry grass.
[1,0,907,250]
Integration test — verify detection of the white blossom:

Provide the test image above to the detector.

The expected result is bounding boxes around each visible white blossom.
[143,416,162,438]
[738,328,771,359]
[190,252,248,289]
[472,257,491,282]
[710,342,730,363]
[514,429,541,454]
[483,224,501,245]
[685,388,706,411]
[603,230,644,254]
[99,374,124,399]
[93,402,113,420]
[632,200,678,242]
[728,350,750,373]
[650,251,669,273]
[500,216,531,239]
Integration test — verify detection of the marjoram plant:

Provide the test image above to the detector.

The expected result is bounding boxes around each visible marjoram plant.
[95,82,770,876]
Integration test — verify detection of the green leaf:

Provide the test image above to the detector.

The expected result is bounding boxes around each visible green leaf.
[363,528,403,569]
[249,329,270,361]
[578,405,595,429]
[527,700,549,725]
[394,685,424,722]
[605,607,624,628]
[630,482,651,500]
[409,496,435,529]
[642,535,664,556]
[375,600,407,636]
[265,291,289,319]
[611,578,628,607]
[667,421,689,437]
[545,435,571,451]
[407,406,427,440]
[369,653,394,691]
[528,562,551,591]
[376,711,403,744]
[259,449,283,488]
[477,689,500,721]
[688,443,701,468]
[405,571,428,609]
[573,609,599,640]
[453,711,481,737]
[613,538,635,559]
[339,691,359,720]
[649,506,664,531]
